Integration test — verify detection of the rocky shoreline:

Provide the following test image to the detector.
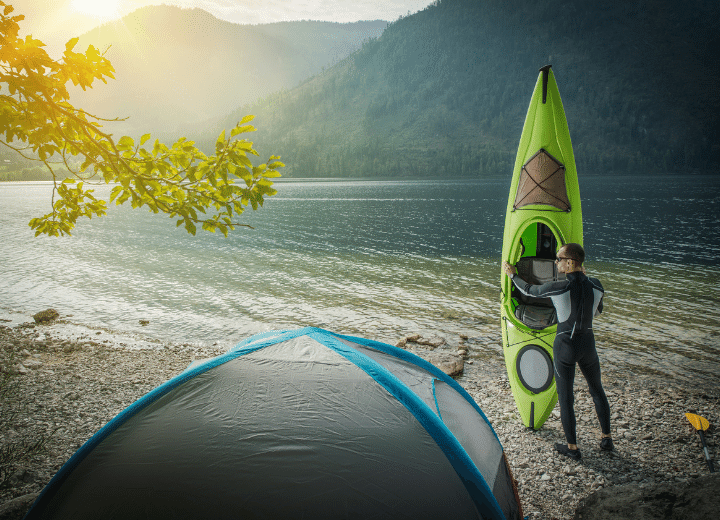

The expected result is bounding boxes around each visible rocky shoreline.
[1,315,719,519]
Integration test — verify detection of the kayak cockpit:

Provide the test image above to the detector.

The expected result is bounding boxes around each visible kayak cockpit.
[511,256,565,329]
[508,221,566,330]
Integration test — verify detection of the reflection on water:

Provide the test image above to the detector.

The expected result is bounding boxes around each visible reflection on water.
[1,177,719,386]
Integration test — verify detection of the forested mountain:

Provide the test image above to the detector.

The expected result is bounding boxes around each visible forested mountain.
[212,0,719,177]
[70,5,387,138]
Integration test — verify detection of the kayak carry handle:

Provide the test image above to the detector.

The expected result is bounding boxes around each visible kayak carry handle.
[540,65,552,104]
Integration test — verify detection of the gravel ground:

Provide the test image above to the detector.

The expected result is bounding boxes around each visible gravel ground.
[1,318,718,519]
[459,362,719,519]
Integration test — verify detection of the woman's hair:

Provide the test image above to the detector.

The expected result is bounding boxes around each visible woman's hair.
[563,243,585,264]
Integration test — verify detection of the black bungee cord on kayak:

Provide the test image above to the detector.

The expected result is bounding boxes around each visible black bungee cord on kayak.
[513,161,569,211]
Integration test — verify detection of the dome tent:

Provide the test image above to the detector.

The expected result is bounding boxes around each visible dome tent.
[25,327,522,520]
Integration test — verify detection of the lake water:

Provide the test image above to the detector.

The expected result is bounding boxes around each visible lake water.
[1,176,719,386]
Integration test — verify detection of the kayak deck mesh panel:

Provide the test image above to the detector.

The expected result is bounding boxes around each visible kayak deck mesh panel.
[513,149,570,211]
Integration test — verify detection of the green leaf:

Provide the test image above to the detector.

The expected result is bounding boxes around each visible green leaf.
[231,125,255,136]
[108,186,122,202]
[65,37,79,52]
[202,221,217,233]
[140,133,151,146]
[117,135,134,151]
[215,129,226,154]
[86,45,100,61]
[116,191,131,205]
[80,157,93,171]
[236,155,253,169]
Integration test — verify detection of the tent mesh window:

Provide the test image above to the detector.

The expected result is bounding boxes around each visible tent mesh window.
[513,149,570,211]
[337,339,512,488]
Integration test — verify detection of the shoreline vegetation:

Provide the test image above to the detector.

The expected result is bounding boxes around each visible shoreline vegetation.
[1,312,719,519]
[0,168,73,183]
[1,169,717,183]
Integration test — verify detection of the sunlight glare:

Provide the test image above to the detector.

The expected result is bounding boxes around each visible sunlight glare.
[70,0,121,19]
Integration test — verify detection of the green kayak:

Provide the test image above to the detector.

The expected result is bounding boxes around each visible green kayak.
[500,65,583,430]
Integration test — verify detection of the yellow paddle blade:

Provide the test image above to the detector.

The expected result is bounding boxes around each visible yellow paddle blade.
[686,412,710,431]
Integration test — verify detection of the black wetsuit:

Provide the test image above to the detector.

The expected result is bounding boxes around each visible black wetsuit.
[511,271,610,445]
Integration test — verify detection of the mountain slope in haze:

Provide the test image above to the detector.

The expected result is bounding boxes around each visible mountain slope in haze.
[71,5,386,138]
[216,0,719,177]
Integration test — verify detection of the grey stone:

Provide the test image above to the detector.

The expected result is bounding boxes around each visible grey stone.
[8,469,36,486]
[573,474,720,520]
[32,309,59,324]
[22,359,43,369]
[416,336,446,348]
[423,352,464,377]
[0,493,39,520]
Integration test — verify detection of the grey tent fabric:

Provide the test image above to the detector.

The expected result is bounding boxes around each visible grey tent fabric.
[513,149,570,211]
[342,338,503,488]
[25,328,522,520]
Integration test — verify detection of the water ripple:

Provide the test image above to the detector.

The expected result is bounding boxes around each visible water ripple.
[1,177,719,386]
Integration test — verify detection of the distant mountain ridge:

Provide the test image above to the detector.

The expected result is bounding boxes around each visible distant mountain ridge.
[70,5,387,138]
[212,0,719,177]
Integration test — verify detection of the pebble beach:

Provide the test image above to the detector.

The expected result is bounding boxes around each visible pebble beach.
[1,313,719,519]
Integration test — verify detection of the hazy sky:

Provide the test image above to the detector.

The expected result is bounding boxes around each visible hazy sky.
[10,0,434,55]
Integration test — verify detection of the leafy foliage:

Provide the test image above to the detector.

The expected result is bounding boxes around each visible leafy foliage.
[0,1,283,236]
